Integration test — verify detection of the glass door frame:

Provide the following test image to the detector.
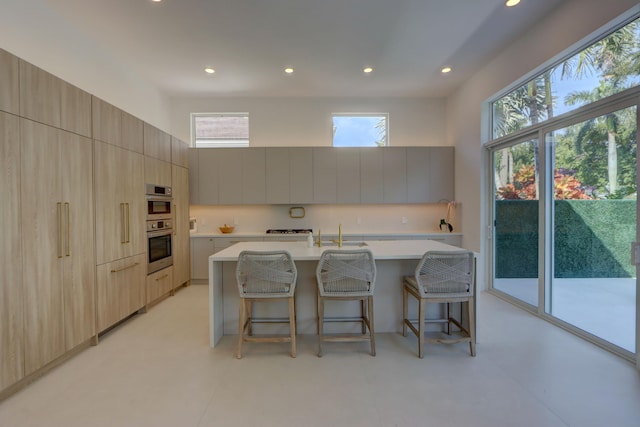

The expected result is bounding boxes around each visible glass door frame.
[485,88,640,365]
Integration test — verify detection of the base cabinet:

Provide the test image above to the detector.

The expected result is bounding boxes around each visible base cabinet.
[147,267,174,304]
[96,254,147,332]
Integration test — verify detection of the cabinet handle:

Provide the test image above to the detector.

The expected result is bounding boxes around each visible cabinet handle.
[155,274,169,282]
[57,202,63,258]
[64,202,70,257]
[110,262,139,273]
[120,203,126,244]
[128,203,132,243]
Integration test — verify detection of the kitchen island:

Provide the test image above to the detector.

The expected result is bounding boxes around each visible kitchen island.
[208,239,471,347]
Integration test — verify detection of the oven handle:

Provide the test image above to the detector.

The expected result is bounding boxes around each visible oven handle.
[147,229,173,238]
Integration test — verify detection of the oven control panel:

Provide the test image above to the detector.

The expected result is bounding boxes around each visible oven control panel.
[147,219,172,232]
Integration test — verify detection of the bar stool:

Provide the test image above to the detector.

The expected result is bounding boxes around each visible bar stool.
[236,250,298,358]
[402,250,476,358]
[316,249,376,357]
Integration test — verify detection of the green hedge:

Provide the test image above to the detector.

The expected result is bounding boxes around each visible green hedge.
[495,200,635,278]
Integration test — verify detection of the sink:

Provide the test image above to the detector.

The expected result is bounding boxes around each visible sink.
[320,241,368,247]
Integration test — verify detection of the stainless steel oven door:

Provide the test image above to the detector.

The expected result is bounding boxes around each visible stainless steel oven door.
[147,229,173,274]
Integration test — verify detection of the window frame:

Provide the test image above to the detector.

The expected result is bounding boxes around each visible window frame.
[190,112,250,148]
[331,113,389,147]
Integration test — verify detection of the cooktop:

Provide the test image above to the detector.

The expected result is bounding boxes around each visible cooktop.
[266,229,313,234]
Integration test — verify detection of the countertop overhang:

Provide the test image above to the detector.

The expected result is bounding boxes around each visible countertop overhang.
[209,239,468,262]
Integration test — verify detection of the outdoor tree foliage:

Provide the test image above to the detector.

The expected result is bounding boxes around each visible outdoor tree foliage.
[493,19,639,200]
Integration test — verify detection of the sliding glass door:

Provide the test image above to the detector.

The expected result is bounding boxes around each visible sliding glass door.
[492,137,540,307]
[490,101,638,358]
[547,105,637,353]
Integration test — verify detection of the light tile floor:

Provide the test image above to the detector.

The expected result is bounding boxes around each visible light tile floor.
[1,284,639,427]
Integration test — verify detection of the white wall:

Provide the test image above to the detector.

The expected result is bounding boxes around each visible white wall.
[190,203,461,236]
[0,0,172,132]
[170,97,446,147]
[447,0,640,253]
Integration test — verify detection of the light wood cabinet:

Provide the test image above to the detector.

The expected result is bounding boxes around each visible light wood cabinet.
[92,97,121,147]
[172,165,190,288]
[96,254,147,332]
[147,266,174,304]
[143,122,171,162]
[94,141,146,265]
[0,112,23,390]
[171,136,189,168]
[20,120,95,375]
[145,156,172,187]
[19,60,61,128]
[122,111,144,154]
[189,148,201,204]
[60,80,91,137]
[243,148,266,204]
[0,49,19,115]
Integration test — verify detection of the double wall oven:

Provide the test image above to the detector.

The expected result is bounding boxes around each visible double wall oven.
[146,184,173,274]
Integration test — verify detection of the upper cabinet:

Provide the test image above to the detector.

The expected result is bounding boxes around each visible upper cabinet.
[407,147,454,203]
[122,111,144,153]
[191,146,453,205]
[265,147,313,204]
[312,148,337,204]
[144,122,171,162]
[171,136,189,168]
[0,49,19,115]
[92,97,121,146]
[19,60,61,128]
[60,80,91,137]
[92,97,144,153]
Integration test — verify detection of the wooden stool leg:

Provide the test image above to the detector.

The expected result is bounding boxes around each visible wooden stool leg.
[468,297,476,357]
[318,297,325,357]
[368,295,376,356]
[418,298,426,359]
[237,298,245,359]
[289,296,296,358]
[402,284,408,337]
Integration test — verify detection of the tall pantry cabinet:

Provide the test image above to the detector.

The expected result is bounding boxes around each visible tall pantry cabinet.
[0,111,23,391]
[93,97,147,332]
[0,53,97,390]
[20,120,95,375]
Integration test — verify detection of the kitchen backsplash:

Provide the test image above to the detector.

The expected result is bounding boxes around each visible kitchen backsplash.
[189,203,460,234]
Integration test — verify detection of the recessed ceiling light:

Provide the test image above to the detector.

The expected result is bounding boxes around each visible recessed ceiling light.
[151,0,162,3]
[284,67,294,74]
[363,67,373,74]
[505,0,520,6]
[204,67,215,74]
[441,67,452,74]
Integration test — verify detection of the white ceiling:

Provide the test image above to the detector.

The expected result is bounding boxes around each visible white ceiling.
[33,0,566,98]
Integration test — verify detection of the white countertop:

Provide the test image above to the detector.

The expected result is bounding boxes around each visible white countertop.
[209,239,465,262]
[192,231,461,238]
